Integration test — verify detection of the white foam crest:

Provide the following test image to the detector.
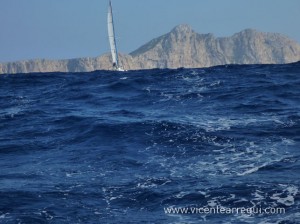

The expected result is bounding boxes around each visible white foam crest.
[280,137,295,146]
[143,115,296,180]
[137,177,171,189]
[210,80,222,87]
[182,115,266,132]
[270,185,298,206]
[207,199,219,207]
[159,92,175,102]
[187,138,289,177]
[174,191,189,199]
[252,190,266,202]
[0,213,9,219]
[258,220,281,224]
[1,107,23,118]
[237,162,270,176]
[182,113,296,133]
[41,210,54,220]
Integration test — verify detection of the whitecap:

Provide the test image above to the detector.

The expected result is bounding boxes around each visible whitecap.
[66,173,72,177]
[207,199,218,207]
[280,138,295,145]
[0,214,8,219]
[237,162,269,176]
[270,185,299,206]
[210,80,222,87]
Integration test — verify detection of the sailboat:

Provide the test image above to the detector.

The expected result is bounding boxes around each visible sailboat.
[107,0,124,71]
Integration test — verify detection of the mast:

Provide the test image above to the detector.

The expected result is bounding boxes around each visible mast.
[107,0,119,70]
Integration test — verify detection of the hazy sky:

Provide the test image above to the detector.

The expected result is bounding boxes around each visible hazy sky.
[0,0,299,62]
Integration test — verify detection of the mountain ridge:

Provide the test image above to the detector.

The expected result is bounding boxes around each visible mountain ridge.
[130,25,300,69]
[1,24,300,74]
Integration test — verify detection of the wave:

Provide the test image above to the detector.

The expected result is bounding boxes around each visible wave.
[0,63,299,223]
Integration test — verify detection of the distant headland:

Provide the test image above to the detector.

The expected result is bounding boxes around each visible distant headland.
[1,24,300,74]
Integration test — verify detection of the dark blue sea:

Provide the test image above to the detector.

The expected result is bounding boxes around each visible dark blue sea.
[0,63,300,224]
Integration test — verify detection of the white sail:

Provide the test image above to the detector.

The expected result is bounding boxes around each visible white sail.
[107,0,119,70]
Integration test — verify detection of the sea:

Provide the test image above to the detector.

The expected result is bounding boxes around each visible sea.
[0,62,299,224]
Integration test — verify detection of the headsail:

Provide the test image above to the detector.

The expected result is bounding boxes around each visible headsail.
[107,0,121,70]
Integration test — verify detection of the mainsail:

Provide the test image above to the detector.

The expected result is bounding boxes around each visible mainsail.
[107,0,121,70]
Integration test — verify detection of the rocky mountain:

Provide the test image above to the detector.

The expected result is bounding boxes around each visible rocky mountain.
[1,24,300,74]
[0,54,137,74]
[130,24,300,69]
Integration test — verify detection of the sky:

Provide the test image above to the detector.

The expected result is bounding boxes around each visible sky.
[0,0,299,62]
